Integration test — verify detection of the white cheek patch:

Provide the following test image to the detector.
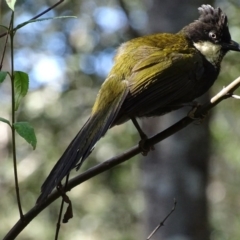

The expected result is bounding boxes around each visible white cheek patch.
[193,41,222,65]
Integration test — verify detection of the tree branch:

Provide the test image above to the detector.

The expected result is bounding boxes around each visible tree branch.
[3,76,240,240]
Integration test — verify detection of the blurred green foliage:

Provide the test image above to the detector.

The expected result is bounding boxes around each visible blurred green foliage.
[0,0,240,239]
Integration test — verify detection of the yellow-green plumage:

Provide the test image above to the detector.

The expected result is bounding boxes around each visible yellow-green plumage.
[37,33,213,203]
[111,34,207,122]
[37,5,240,203]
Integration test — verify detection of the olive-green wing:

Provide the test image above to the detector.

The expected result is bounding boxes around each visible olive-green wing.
[123,46,204,116]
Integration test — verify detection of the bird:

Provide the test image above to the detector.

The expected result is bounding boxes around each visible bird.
[37,5,240,203]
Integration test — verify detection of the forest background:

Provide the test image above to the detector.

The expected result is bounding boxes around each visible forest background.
[1,0,240,239]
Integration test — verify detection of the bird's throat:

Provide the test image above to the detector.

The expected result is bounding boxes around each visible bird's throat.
[193,41,222,66]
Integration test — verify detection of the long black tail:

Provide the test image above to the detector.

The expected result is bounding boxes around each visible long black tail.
[37,84,128,204]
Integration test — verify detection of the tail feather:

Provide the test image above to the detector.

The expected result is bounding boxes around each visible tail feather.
[37,85,129,203]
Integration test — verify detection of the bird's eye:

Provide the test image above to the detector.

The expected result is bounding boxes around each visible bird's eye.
[209,31,217,40]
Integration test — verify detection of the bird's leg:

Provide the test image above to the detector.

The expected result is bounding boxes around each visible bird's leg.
[130,117,154,155]
[187,101,208,124]
[170,101,207,123]
[131,117,147,139]
[187,101,201,119]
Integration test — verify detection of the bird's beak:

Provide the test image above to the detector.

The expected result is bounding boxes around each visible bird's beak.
[222,40,240,52]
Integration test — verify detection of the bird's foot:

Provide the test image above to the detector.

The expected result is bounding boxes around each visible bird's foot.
[130,117,154,155]
[187,101,201,118]
[187,102,207,124]
[139,134,155,156]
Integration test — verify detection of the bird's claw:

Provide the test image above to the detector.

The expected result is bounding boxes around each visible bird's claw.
[139,138,155,156]
[187,102,207,123]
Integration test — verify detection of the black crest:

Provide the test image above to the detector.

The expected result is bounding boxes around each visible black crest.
[198,5,228,30]
[182,5,231,44]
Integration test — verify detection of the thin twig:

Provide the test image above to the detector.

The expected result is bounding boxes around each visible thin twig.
[0,18,11,70]
[3,76,240,240]
[55,185,64,240]
[29,0,65,21]
[55,174,70,240]
[0,0,65,38]
[147,199,177,240]
[9,12,23,219]
[231,94,240,99]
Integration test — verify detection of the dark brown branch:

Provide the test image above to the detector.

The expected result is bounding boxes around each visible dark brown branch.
[3,76,240,240]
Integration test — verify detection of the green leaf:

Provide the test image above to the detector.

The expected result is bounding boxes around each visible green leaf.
[0,71,7,83]
[14,71,29,111]
[13,122,37,149]
[5,0,16,11]
[0,117,11,126]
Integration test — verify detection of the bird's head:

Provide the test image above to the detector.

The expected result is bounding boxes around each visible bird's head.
[182,5,240,65]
